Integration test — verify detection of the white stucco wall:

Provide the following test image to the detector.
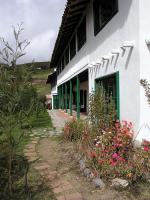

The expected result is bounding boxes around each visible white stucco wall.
[87,0,140,134]
[138,0,150,141]
[57,44,89,86]
[54,0,150,140]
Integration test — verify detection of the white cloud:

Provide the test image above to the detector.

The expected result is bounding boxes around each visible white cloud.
[0,0,66,64]
[22,30,56,63]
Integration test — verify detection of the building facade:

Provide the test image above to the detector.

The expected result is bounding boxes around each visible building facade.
[49,0,150,142]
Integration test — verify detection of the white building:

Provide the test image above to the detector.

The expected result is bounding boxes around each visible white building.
[48,0,150,142]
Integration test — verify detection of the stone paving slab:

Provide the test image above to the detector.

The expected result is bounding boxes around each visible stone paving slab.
[57,193,83,200]
[27,156,39,162]
[25,144,36,149]
[53,180,73,194]
[34,163,50,171]
[23,121,83,200]
[24,152,37,157]
[31,141,38,144]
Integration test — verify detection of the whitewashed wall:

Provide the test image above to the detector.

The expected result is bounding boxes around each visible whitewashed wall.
[87,0,140,135]
[53,0,150,141]
[138,0,150,141]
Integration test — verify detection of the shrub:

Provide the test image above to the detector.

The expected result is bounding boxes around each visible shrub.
[89,86,116,133]
[63,118,86,142]
[81,120,150,182]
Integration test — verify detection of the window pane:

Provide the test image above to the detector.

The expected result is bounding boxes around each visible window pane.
[93,0,118,35]
[77,17,86,51]
[96,74,117,105]
[70,35,76,60]
[61,56,64,70]
[65,47,69,65]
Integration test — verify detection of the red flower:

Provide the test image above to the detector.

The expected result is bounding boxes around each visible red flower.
[98,160,104,165]
[89,151,97,158]
[144,146,149,152]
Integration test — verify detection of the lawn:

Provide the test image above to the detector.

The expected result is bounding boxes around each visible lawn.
[13,110,52,154]
[31,68,51,96]
[28,110,52,128]
[32,69,51,80]
[33,83,50,97]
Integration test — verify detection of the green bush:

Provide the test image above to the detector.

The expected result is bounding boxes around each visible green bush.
[89,86,116,133]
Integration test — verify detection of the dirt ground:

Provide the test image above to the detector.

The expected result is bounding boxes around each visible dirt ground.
[37,136,150,200]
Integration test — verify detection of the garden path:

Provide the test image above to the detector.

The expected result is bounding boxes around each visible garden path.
[23,110,137,200]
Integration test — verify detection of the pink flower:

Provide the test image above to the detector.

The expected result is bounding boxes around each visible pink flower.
[118,156,125,162]
[144,146,149,152]
[110,160,117,166]
[112,153,119,159]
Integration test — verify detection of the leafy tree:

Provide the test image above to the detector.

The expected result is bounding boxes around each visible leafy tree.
[0,24,42,198]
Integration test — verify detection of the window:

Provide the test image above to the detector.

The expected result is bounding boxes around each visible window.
[95,72,120,118]
[77,17,86,51]
[57,61,61,75]
[70,35,76,60]
[93,0,118,35]
[65,47,69,65]
[61,56,65,70]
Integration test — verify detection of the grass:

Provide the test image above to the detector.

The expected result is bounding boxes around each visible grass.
[12,110,52,154]
[31,68,52,96]
[32,69,51,80]
[14,128,31,154]
[33,83,50,97]
[1,166,56,200]
[28,110,52,128]
[121,181,150,200]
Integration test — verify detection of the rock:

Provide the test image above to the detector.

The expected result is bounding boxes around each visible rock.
[79,160,86,171]
[30,134,35,137]
[89,172,95,180]
[83,168,91,177]
[111,178,129,188]
[41,135,47,138]
[133,140,142,149]
[92,178,105,188]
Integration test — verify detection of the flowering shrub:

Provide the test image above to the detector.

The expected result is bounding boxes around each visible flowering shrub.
[63,118,86,142]
[81,120,150,182]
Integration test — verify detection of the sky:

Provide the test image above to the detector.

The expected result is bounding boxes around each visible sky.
[0,0,66,64]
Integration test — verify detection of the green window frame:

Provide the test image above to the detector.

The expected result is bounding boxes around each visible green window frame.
[95,72,120,119]
[53,95,59,109]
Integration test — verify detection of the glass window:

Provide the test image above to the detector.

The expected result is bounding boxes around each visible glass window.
[77,17,86,51]
[95,73,119,118]
[61,56,65,70]
[65,47,69,65]
[93,0,118,35]
[70,35,76,60]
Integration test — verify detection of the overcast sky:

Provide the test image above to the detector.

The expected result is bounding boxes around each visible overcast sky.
[0,0,66,64]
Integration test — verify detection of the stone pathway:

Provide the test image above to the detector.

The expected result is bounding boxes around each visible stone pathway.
[23,110,150,200]
[47,109,71,130]
[24,111,84,200]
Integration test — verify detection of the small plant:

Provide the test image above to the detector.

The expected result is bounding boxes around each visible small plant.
[63,118,86,142]
[89,86,116,133]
